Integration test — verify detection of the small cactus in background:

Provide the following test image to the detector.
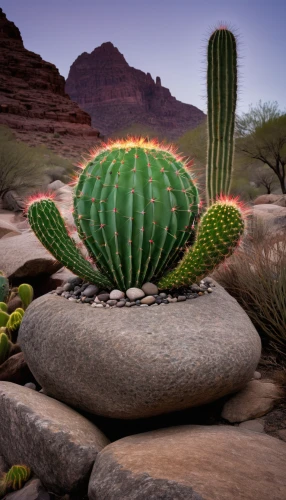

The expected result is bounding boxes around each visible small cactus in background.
[0,272,9,303]
[18,284,34,310]
[26,26,244,291]
[0,332,10,364]
[0,303,8,313]
[0,311,9,328]
[206,26,238,205]
[0,465,31,495]
[7,310,24,332]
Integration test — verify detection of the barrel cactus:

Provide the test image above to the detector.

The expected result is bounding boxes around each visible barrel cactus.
[26,26,244,291]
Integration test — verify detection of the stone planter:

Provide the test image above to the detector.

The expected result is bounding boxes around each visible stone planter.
[19,282,261,419]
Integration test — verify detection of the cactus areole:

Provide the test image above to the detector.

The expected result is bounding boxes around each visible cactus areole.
[73,139,199,289]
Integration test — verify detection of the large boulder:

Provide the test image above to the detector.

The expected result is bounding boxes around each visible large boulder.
[88,425,286,500]
[19,282,261,419]
[252,204,286,233]
[254,194,286,207]
[0,231,61,278]
[0,382,109,495]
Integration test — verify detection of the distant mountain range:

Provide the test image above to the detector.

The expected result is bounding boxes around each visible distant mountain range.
[0,8,100,160]
[65,42,206,140]
[0,7,205,155]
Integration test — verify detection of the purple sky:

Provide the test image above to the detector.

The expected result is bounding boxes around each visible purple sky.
[2,0,286,114]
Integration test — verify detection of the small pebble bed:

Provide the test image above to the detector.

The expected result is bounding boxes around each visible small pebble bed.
[50,277,215,308]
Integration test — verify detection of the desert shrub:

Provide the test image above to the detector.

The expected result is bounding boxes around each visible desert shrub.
[0,126,74,199]
[213,219,286,362]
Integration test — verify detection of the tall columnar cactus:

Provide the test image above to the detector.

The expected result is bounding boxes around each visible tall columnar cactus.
[27,26,244,291]
[206,27,238,205]
[0,272,9,303]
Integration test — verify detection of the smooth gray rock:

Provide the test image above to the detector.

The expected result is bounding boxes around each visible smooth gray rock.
[3,479,51,499]
[19,281,261,419]
[0,382,109,495]
[126,288,145,301]
[141,283,158,295]
[88,425,286,500]
[0,232,61,279]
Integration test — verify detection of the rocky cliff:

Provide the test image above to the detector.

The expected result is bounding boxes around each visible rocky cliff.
[0,8,101,160]
[66,42,205,140]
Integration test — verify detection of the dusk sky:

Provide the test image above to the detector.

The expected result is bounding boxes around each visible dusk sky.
[2,0,286,115]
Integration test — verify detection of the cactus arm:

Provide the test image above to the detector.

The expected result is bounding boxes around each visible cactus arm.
[27,198,112,289]
[158,199,244,290]
[207,28,238,205]
[0,465,31,494]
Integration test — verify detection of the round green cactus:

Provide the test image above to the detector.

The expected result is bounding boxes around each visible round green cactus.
[0,465,31,495]
[74,139,199,288]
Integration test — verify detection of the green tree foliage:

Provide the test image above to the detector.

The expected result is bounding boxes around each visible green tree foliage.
[236,100,283,137]
[237,114,286,194]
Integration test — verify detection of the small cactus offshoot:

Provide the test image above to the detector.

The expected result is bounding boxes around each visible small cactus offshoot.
[6,311,23,332]
[0,303,8,313]
[18,284,34,310]
[0,311,9,328]
[0,465,31,495]
[0,332,10,365]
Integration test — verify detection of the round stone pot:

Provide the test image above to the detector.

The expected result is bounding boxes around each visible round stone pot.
[19,282,261,419]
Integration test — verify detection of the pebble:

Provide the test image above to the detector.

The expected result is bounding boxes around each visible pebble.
[142,282,159,295]
[106,300,117,306]
[116,301,126,308]
[167,297,177,303]
[110,289,125,300]
[253,371,262,380]
[67,276,83,287]
[58,278,214,311]
[140,296,156,305]
[97,293,110,302]
[63,283,73,292]
[202,277,214,285]
[126,287,145,301]
[177,296,187,302]
[24,383,36,391]
[82,285,99,297]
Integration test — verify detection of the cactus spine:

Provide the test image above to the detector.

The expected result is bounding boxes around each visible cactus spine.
[206,27,238,205]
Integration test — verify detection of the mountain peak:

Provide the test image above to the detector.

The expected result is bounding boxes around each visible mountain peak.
[0,8,23,46]
[66,42,205,138]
